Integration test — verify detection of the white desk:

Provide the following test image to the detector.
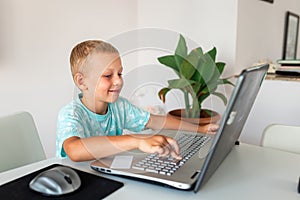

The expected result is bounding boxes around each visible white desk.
[1,143,300,199]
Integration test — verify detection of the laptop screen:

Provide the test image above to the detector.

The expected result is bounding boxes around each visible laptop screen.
[194,64,269,192]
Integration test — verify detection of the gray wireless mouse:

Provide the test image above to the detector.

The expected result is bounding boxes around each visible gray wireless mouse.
[29,166,81,196]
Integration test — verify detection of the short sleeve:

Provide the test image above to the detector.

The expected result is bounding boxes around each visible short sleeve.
[56,104,83,157]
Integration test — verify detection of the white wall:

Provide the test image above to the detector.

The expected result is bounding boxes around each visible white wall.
[0,0,138,158]
[136,0,238,74]
[119,0,238,117]
[236,0,300,68]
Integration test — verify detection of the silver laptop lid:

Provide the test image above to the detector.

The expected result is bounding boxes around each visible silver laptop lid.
[194,64,269,192]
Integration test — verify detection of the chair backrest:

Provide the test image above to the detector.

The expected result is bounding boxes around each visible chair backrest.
[261,124,300,154]
[0,111,46,172]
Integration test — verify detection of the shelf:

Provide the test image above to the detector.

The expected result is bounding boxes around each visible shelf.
[266,73,300,82]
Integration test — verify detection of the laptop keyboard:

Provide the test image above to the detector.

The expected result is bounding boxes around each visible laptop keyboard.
[132,134,211,176]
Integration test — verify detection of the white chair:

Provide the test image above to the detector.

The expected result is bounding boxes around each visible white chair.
[0,111,46,172]
[261,124,300,154]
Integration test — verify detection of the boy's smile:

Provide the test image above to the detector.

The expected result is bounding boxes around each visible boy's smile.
[108,88,121,93]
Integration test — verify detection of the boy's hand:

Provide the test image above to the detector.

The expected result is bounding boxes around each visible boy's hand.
[136,135,182,159]
[199,123,219,134]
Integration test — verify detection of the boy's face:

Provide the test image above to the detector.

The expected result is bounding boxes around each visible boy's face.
[84,52,123,105]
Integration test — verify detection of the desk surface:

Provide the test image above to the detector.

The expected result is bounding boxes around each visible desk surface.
[1,143,300,199]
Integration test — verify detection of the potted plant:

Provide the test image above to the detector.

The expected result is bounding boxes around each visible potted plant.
[157,34,234,125]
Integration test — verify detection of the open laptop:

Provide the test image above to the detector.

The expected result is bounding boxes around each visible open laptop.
[90,64,269,193]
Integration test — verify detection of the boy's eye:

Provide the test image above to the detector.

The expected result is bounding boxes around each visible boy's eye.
[118,73,123,77]
[104,75,112,78]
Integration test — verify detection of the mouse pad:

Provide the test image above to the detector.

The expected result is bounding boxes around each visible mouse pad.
[0,164,123,200]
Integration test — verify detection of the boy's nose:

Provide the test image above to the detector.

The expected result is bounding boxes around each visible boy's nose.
[113,76,122,86]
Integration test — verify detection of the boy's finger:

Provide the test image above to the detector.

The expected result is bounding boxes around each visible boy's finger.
[170,151,182,160]
[209,124,219,131]
[166,138,180,154]
[166,138,182,159]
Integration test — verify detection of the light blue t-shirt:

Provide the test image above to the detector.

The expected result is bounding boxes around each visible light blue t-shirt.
[56,94,150,157]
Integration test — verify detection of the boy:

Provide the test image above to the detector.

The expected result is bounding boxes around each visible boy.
[56,40,218,162]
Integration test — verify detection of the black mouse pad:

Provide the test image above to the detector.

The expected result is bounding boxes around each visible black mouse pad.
[0,164,123,200]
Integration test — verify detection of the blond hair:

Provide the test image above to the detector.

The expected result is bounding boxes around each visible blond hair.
[69,40,119,77]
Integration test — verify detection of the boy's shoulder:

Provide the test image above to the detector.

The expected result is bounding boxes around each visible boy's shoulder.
[58,98,85,118]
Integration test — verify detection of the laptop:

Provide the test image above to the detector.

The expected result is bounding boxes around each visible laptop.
[90,64,269,193]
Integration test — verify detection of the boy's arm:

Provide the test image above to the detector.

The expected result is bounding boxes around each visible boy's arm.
[63,134,181,162]
[146,114,219,134]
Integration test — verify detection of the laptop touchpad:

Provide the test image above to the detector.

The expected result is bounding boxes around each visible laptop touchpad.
[111,155,133,169]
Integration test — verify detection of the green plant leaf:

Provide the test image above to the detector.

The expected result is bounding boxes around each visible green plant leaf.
[207,47,217,62]
[190,70,202,83]
[216,62,225,75]
[212,91,228,105]
[194,47,204,56]
[189,47,204,82]
[196,53,216,84]
[192,82,202,97]
[206,82,218,94]
[218,78,235,86]
[180,54,198,80]
[198,83,216,98]
[158,87,171,103]
[197,92,210,106]
[181,59,194,79]
[206,62,225,87]
[167,78,195,90]
[157,34,234,115]
[182,47,207,80]
[187,49,201,67]
[157,55,180,75]
[175,34,187,73]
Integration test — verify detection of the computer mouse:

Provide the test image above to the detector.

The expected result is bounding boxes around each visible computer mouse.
[29,166,81,196]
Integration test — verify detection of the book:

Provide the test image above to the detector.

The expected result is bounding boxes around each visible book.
[277,59,300,66]
[275,65,300,76]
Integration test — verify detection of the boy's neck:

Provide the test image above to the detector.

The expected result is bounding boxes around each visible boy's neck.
[80,95,108,115]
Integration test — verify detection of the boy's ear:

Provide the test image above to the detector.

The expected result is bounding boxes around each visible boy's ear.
[73,73,88,90]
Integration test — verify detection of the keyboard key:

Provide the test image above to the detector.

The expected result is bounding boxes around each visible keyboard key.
[145,168,159,173]
[132,166,145,171]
